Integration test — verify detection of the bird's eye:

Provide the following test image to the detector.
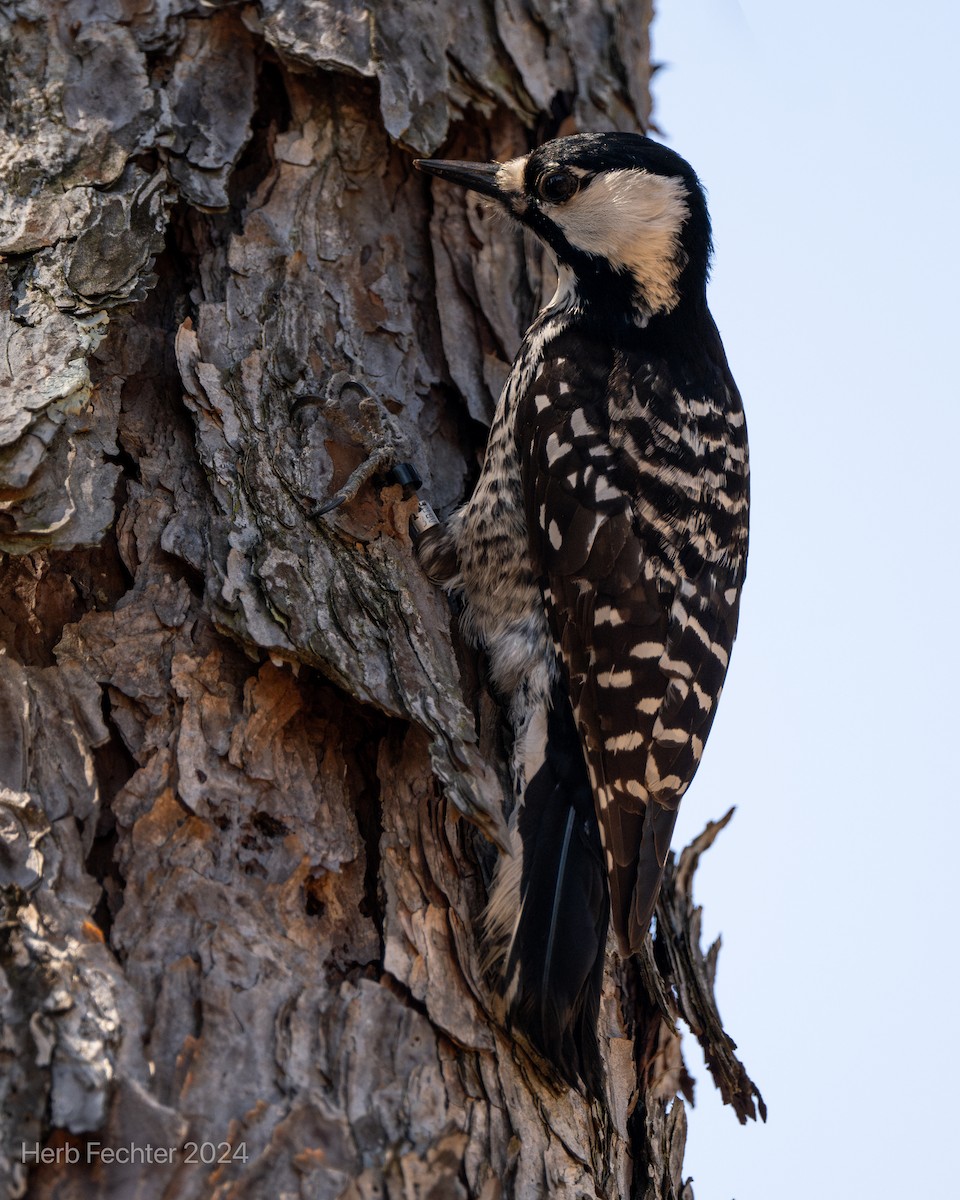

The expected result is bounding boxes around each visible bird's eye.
[536,169,579,204]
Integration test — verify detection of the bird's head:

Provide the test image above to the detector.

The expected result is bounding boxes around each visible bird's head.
[416,132,711,323]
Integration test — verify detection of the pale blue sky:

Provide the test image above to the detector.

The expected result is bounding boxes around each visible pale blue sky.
[651,1,960,1196]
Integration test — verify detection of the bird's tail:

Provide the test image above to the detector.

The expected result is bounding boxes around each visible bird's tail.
[484,683,609,1096]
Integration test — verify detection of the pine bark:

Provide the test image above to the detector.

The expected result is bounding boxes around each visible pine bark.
[0,3,762,1197]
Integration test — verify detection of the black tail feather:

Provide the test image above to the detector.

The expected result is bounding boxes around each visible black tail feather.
[504,688,609,1096]
[626,800,679,952]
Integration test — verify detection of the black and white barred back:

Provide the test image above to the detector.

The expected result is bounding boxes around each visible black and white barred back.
[415,134,749,1095]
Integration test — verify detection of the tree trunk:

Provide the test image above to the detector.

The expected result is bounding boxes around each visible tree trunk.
[0,3,762,1197]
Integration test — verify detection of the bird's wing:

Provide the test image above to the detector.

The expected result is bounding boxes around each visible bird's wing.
[516,331,748,953]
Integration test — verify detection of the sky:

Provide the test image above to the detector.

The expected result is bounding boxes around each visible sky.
[650,1,960,1196]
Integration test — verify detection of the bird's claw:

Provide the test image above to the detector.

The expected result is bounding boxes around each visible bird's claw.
[316,373,414,517]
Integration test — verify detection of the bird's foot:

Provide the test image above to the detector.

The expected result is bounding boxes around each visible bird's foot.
[316,373,414,516]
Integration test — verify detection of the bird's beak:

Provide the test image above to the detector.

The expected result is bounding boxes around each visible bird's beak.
[414,158,504,199]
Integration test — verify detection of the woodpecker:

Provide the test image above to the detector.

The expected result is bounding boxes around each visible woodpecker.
[414,134,749,1096]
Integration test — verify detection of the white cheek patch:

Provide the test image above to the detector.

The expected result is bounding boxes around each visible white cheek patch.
[549,170,690,313]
